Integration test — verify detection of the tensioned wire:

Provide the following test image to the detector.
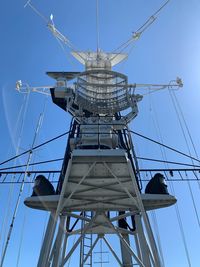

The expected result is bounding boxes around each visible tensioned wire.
[168,88,200,188]
[170,89,199,158]
[16,170,32,267]
[147,91,192,266]
[16,135,51,267]
[2,128,200,168]
[150,211,165,267]
[131,125,165,265]
[2,156,200,174]
[110,0,171,62]
[146,92,166,267]
[0,97,47,267]
[25,0,86,63]
[0,91,30,261]
[168,88,200,227]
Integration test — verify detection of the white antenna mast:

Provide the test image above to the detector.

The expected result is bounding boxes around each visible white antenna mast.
[47,14,75,50]
[111,0,171,61]
[24,0,85,60]
[96,0,100,53]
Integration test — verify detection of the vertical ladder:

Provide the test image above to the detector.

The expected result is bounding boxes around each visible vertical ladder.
[80,212,93,267]
[93,238,109,267]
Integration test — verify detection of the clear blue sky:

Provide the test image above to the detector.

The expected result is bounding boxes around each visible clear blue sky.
[1,0,200,266]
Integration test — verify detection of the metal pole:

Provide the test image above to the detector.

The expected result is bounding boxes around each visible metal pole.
[135,214,151,267]
[134,233,142,264]
[0,113,44,267]
[52,216,66,267]
[37,211,57,267]
[127,160,162,267]
[120,233,133,267]
[38,158,72,267]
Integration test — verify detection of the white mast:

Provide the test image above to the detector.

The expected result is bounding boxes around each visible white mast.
[23,49,179,267]
[20,1,181,266]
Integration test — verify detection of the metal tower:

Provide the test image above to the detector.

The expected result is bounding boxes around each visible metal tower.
[24,50,178,267]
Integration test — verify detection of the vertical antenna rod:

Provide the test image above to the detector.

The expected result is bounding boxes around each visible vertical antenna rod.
[96,0,100,53]
[0,112,45,267]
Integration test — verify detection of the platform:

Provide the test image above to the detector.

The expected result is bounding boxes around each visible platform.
[24,193,176,212]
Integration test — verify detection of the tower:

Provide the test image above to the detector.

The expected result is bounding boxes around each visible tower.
[24,50,177,267]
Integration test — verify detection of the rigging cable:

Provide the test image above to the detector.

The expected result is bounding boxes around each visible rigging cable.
[168,87,200,189]
[111,0,171,61]
[148,92,192,267]
[135,142,165,264]
[2,128,200,168]
[2,156,200,174]
[54,37,76,68]
[165,173,192,267]
[137,157,200,168]
[150,211,165,267]
[0,91,30,259]
[170,89,199,158]
[130,130,200,164]
[168,89,198,164]
[179,171,200,227]
[0,106,46,266]
[147,92,166,266]
[0,158,64,171]
[24,0,48,23]
[25,1,86,64]
[168,88,200,227]
[16,174,32,267]
[0,131,69,166]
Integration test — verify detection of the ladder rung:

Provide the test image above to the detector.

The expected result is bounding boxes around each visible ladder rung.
[84,245,91,248]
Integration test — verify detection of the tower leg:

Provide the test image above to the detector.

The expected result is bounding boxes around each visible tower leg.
[52,216,66,267]
[127,160,162,267]
[120,233,133,267]
[37,211,57,267]
[135,214,151,267]
[37,159,72,267]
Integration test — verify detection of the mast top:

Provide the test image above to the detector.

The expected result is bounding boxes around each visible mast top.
[71,51,127,70]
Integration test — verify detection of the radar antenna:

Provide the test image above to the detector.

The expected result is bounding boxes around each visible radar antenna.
[24,0,171,68]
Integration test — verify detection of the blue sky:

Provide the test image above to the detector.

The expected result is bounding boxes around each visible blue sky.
[1,0,200,266]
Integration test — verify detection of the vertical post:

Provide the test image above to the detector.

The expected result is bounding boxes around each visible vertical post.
[127,160,162,267]
[120,233,133,267]
[135,214,151,267]
[37,158,72,267]
[134,233,142,264]
[61,233,68,263]
[37,211,57,267]
[52,216,66,267]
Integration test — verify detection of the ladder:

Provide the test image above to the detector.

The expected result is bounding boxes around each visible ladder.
[80,212,93,267]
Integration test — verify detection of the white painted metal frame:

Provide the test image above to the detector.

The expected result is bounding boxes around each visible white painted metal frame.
[36,149,169,267]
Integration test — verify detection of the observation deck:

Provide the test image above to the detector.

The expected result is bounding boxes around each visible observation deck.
[25,149,176,213]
